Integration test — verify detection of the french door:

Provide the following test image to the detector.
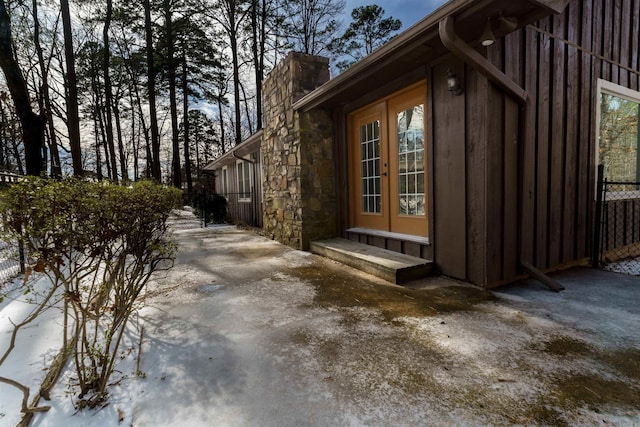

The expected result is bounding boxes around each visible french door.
[348,84,428,237]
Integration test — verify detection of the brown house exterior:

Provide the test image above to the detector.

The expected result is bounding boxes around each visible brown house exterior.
[208,0,640,287]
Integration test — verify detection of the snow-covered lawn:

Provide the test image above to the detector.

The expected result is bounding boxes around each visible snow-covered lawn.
[1,211,639,426]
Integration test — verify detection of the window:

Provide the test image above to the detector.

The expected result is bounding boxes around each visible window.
[237,160,251,202]
[221,167,228,196]
[359,120,381,213]
[597,79,640,182]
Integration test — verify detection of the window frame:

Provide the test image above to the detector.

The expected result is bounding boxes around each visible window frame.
[595,79,640,183]
[236,160,252,203]
[221,166,229,196]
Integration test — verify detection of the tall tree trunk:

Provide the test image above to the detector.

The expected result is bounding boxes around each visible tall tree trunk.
[165,0,181,189]
[103,0,118,182]
[127,89,139,180]
[10,113,24,174]
[181,54,192,192]
[250,0,263,130]
[217,96,225,154]
[239,81,252,134]
[32,0,61,177]
[60,0,83,176]
[144,0,161,181]
[0,0,44,176]
[227,0,242,145]
[93,107,103,180]
[112,98,128,181]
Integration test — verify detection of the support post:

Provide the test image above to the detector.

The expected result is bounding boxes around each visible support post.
[592,164,604,268]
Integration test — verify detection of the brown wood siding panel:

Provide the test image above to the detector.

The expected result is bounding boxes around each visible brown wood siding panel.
[485,43,505,284]
[619,0,631,87]
[433,60,467,279]
[521,27,539,266]
[536,16,552,268]
[465,66,488,284]
[592,0,604,82]
[503,32,520,280]
[335,108,350,232]
[577,0,594,259]
[563,3,580,263]
[612,0,622,83]
[603,0,613,81]
[549,14,567,267]
[632,0,640,91]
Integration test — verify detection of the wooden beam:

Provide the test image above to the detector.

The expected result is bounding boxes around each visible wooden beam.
[520,261,566,292]
[438,16,528,105]
[527,0,572,14]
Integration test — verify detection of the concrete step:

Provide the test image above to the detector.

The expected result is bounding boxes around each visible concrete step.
[310,238,433,284]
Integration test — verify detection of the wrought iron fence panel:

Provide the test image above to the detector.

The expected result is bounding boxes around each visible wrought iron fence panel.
[594,164,640,275]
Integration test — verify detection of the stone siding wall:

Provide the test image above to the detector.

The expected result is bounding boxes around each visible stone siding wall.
[262,52,336,249]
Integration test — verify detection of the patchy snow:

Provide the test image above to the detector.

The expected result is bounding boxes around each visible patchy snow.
[1,211,639,426]
[604,255,640,275]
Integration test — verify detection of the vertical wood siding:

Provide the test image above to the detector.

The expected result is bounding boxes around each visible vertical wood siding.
[430,0,639,285]
[487,0,640,282]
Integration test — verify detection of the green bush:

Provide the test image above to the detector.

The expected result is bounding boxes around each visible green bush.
[0,178,181,408]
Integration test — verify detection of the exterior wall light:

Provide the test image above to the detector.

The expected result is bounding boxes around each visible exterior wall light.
[480,18,495,47]
[446,69,464,96]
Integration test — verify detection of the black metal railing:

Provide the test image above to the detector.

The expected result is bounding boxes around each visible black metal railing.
[0,239,24,285]
[0,173,25,286]
[593,164,640,274]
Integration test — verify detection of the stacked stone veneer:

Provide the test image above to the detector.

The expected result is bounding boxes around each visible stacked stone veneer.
[262,52,337,249]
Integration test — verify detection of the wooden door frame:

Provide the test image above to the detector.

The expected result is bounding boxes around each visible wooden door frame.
[348,102,389,231]
[388,84,428,237]
[347,82,428,237]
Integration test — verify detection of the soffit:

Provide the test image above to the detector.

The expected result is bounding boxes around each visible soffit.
[294,0,571,112]
[202,129,263,171]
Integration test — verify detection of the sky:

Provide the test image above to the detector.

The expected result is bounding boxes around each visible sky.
[343,0,448,31]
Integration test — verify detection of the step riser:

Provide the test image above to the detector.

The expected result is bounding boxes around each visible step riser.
[310,239,433,284]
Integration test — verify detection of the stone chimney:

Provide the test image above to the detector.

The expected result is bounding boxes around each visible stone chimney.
[261,52,336,249]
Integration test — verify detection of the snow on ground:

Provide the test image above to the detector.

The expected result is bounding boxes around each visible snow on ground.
[1,210,639,426]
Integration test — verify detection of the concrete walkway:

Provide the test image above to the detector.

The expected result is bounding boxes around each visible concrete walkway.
[132,210,640,426]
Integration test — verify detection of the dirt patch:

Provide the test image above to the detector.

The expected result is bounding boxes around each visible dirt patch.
[543,336,593,356]
[288,263,495,322]
[556,375,640,409]
[541,336,640,412]
[231,246,284,260]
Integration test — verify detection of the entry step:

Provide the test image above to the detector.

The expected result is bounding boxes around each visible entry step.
[310,238,433,284]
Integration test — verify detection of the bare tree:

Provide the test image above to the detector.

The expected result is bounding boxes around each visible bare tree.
[280,0,345,56]
[60,0,84,175]
[0,0,44,176]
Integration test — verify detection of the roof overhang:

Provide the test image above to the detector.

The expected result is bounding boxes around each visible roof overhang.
[293,0,571,112]
[202,129,263,171]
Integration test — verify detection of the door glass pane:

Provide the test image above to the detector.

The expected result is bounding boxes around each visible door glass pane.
[397,104,425,216]
[360,120,381,213]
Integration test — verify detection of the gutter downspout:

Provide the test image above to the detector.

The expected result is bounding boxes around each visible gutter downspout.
[438,16,564,292]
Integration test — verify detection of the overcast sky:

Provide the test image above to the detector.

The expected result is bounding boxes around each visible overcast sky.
[343,0,448,31]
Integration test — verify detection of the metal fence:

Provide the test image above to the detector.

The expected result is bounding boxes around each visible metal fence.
[593,164,640,274]
[0,172,25,286]
[0,238,24,285]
